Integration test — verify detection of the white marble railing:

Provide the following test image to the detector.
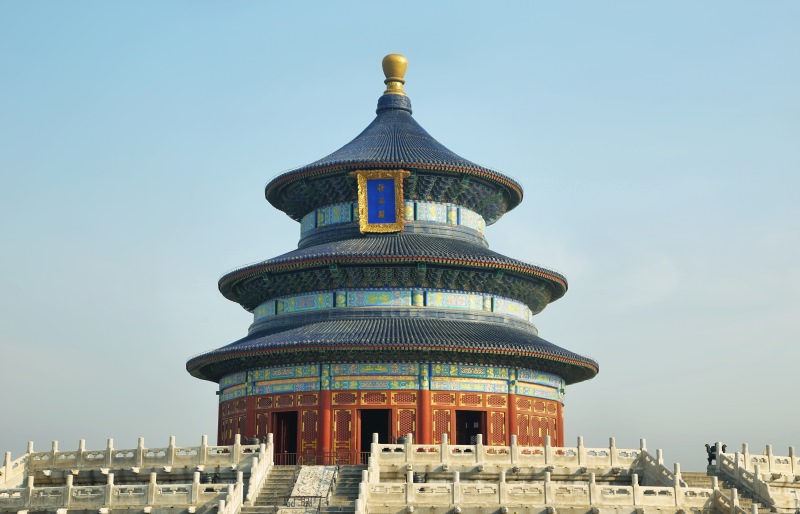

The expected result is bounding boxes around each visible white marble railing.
[22,435,259,473]
[724,444,800,477]
[716,449,800,511]
[245,435,274,505]
[0,449,30,488]
[355,470,714,513]
[0,471,239,511]
[640,447,687,487]
[369,435,643,477]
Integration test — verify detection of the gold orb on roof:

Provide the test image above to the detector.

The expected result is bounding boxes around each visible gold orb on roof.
[382,53,407,96]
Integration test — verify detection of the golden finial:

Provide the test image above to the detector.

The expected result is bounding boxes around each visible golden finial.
[382,54,408,96]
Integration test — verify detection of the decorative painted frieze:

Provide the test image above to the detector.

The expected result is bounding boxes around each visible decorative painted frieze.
[300,200,486,235]
[253,288,535,324]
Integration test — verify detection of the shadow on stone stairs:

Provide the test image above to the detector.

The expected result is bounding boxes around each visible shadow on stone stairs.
[319,465,367,514]
[681,471,773,513]
[241,465,299,514]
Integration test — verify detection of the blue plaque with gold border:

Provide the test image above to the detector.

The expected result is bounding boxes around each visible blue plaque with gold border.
[351,169,410,233]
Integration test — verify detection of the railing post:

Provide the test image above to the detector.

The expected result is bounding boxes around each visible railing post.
[475,434,484,465]
[65,474,73,509]
[609,437,618,467]
[716,442,723,473]
[452,471,460,504]
[510,434,518,465]
[632,472,640,506]
[640,438,647,452]
[192,472,200,503]
[25,474,34,509]
[790,446,796,475]
[266,433,274,465]
[200,435,208,466]
[674,463,682,487]
[77,439,85,467]
[106,438,114,468]
[588,472,595,504]
[2,452,10,482]
[371,432,379,464]
[544,471,551,504]
[137,437,145,468]
[657,448,663,466]
[544,435,552,465]
[499,469,506,504]
[441,433,448,465]
[766,445,773,474]
[51,440,58,463]
[577,436,585,467]
[106,472,114,506]
[148,472,157,504]
[742,443,750,471]
[406,470,413,505]
[735,452,742,481]
[169,436,177,467]
[731,487,739,511]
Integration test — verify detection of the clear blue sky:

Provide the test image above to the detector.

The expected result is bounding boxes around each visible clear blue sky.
[1,1,798,469]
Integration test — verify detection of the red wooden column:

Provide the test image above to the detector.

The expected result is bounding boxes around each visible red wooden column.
[245,396,257,440]
[320,390,332,458]
[557,402,565,446]
[507,392,518,443]
[418,389,432,444]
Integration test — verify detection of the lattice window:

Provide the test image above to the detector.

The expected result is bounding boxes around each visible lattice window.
[516,397,532,411]
[302,410,319,452]
[433,409,451,443]
[489,412,505,445]
[533,400,546,413]
[548,417,558,443]
[299,394,318,406]
[532,416,548,445]
[546,402,557,415]
[256,413,269,438]
[362,392,388,404]
[276,395,294,407]
[257,396,273,409]
[333,392,357,405]
[392,392,417,404]
[517,414,530,446]
[460,393,482,406]
[333,410,352,451]
[235,399,247,412]
[487,395,506,407]
[237,416,247,438]
[397,409,416,437]
[432,393,456,405]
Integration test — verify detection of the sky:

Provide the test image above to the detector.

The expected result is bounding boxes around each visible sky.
[1,2,798,470]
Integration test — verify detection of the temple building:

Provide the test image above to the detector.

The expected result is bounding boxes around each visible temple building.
[2,54,798,514]
[186,54,598,460]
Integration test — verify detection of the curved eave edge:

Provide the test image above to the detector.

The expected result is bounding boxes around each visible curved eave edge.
[265,163,524,220]
[186,344,599,385]
[218,255,569,304]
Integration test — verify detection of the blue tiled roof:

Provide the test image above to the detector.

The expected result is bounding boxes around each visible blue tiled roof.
[218,233,567,304]
[186,316,598,385]
[265,94,523,222]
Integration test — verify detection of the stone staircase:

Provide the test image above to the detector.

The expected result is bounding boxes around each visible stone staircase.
[681,471,771,513]
[241,465,299,514]
[320,465,367,514]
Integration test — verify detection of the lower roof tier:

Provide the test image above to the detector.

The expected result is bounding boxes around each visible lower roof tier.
[186,314,598,385]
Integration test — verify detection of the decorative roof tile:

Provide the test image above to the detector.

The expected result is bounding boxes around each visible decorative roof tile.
[186,316,598,385]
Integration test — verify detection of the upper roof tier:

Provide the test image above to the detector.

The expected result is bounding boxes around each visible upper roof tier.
[265,54,523,225]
